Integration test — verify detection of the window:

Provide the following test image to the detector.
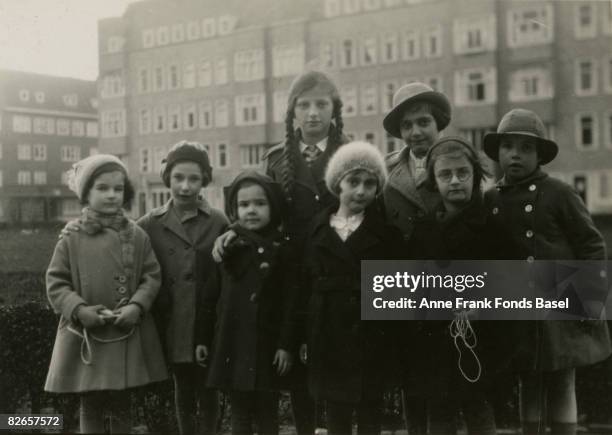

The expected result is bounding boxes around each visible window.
[218,15,237,35]
[61,171,70,185]
[453,15,496,54]
[235,94,266,126]
[33,144,47,161]
[319,42,335,69]
[454,68,497,106]
[199,101,213,129]
[100,74,125,98]
[138,67,150,93]
[17,171,31,185]
[360,36,378,66]
[215,99,229,127]
[423,25,442,58]
[154,66,165,92]
[575,113,598,149]
[101,109,126,137]
[61,199,81,216]
[273,90,289,123]
[33,117,55,135]
[33,171,47,185]
[171,23,185,42]
[18,144,32,160]
[72,121,85,137]
[142,29,155,48]
[460,127,496,151]
[168,104,181,132]
[605,112,612,149]
[139,108,152,135]
[341,39,357,68]
[381,80,398,113]
[341,86,358,117]
[273,45,305,77]
[343,0,361,14]
[241,144,266,168]
[107,36,125,53]
[86,121,98,138]
[19,89,30,102]
[202,18,216,38]
[507,4,553,47]
[198,60,212,87]
[140,147,150,173]
[603,1,612,35]
[424,75,443,92]
[183,62,196,88]
[56,119,70,136]
[575,3,596,39]
[324,0,341,17]
[216,143,229,168]
[183,104,197,130]
[187,21,200,40]
[402,30,420,60]
[35,91,45,104]
[385,132,402,153]
[61,145,81,162]
[151,189,172,209]
[215,58,228,85]
[168,64,180,90]
[62,94,78,107]
[156,26,170,45]
[363,131,377,146]
[381,33,399,63]
[234,50,265,82]
[509,68,553,102]
[575,59,598,96]
[13,115,31,133]
[360,83,378,115]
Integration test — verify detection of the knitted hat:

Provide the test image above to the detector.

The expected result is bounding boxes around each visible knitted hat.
[224,171,287,228]
[287,70,340,107]
[160,140,212,187]
[483,108,558,165]
[67,154,127,201]
[325,141,388,196]
[383,82,452,139]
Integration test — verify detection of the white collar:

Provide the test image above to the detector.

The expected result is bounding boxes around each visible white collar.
[330,212,365,242]
[300,137,328,153]
[409,150,426,169]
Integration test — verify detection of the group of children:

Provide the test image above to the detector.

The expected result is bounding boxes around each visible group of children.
[43,70,610,435]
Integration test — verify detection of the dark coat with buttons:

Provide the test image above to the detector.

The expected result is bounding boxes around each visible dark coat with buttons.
[484,169,611,370]
[382,146,441,241]
[200,225,299,392]
[138,199,228,364]
[301,204,404,403]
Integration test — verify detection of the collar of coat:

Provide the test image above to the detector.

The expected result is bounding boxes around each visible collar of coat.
[151,198,212,217]
[149,198,213,245]
[496,168,548,190]
[385,146,428,209]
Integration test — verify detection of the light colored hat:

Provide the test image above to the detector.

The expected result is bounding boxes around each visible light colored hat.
[67,154,127,200]
[325,141,388,196]
[382,82,452,139]
[483,108,558,165]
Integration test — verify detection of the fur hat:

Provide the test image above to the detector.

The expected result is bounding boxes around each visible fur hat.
[67,154,127,201]
[325,141,388,196]
[160,140,212,187]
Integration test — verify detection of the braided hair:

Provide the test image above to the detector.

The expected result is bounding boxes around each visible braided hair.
[280,71,345,203]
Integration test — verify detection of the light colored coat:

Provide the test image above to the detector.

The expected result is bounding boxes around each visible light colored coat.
[45,221,167,393]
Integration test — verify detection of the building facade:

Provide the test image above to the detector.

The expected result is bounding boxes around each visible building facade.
[97,0,612,215]
[0,70,98,223]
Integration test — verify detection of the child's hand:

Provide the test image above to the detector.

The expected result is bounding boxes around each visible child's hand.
[75,304,106,329]
[273,349,293,376]
[113,304,142,329]
[299,344,308,365]
[212,230,237,263]
[58,220,81,239]
[195,345,209,367]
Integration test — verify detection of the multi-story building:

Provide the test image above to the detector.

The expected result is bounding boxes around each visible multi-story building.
[0,70,98,223]
[98,0,612,215]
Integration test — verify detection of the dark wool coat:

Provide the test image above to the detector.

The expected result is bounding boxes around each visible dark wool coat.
[301,204,403,403]
[382,146,442,241]
[138,199,228,364]
[45,222,167,393]
[200,225,299,392]
[484,169,611,371]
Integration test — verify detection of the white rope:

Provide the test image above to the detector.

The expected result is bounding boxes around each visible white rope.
[449,311,481,383]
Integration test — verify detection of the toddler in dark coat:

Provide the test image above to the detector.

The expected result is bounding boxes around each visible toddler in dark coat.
[197,171,298,435]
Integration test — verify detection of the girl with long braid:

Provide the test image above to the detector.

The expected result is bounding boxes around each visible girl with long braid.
[212,70,348,434]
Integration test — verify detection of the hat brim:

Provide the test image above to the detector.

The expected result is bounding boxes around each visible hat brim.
[383,91,451,139]
[483,133,559,165]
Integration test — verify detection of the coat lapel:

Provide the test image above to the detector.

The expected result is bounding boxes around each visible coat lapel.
[157,201,193,246]
[387,151,427,211]
[345,207,385,255]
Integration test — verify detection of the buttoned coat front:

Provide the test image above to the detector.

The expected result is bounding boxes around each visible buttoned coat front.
[45,222,167,393]
[484,169,611,370]
[138,199,228,364]
[382,147,441,241]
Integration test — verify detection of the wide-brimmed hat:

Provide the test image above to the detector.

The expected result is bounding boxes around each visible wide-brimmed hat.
[483,108,558,165]
[383,82,452,139]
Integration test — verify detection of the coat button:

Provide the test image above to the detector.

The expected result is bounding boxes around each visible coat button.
[524,204,533,213]
[492,207,499,215]
[117,286,127,294]
[257,247,265,254]
[259,262,270,271]
[529,184,537,192]
[250,292,258,303]
[315,195,320,201]
[526,256,535,263]
[526,230,534,238]
[118,275,127,283]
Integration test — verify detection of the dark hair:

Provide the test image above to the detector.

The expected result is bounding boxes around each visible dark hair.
[164,159,211,187]
[281,86,344,203]
[425,137,491,195]
[406,101,448,132]
[80,162,135,208]
[226,177,284,230]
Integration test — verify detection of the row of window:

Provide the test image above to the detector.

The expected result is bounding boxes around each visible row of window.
[324,0,435,17]
[575,112,612,150]
[11,115,98,137]
[575,57,612,97]
[140,142,229,173]
[12,144,82,162]
[574,2,612,40]
[17,90,80,107]
[140,16,238,50]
